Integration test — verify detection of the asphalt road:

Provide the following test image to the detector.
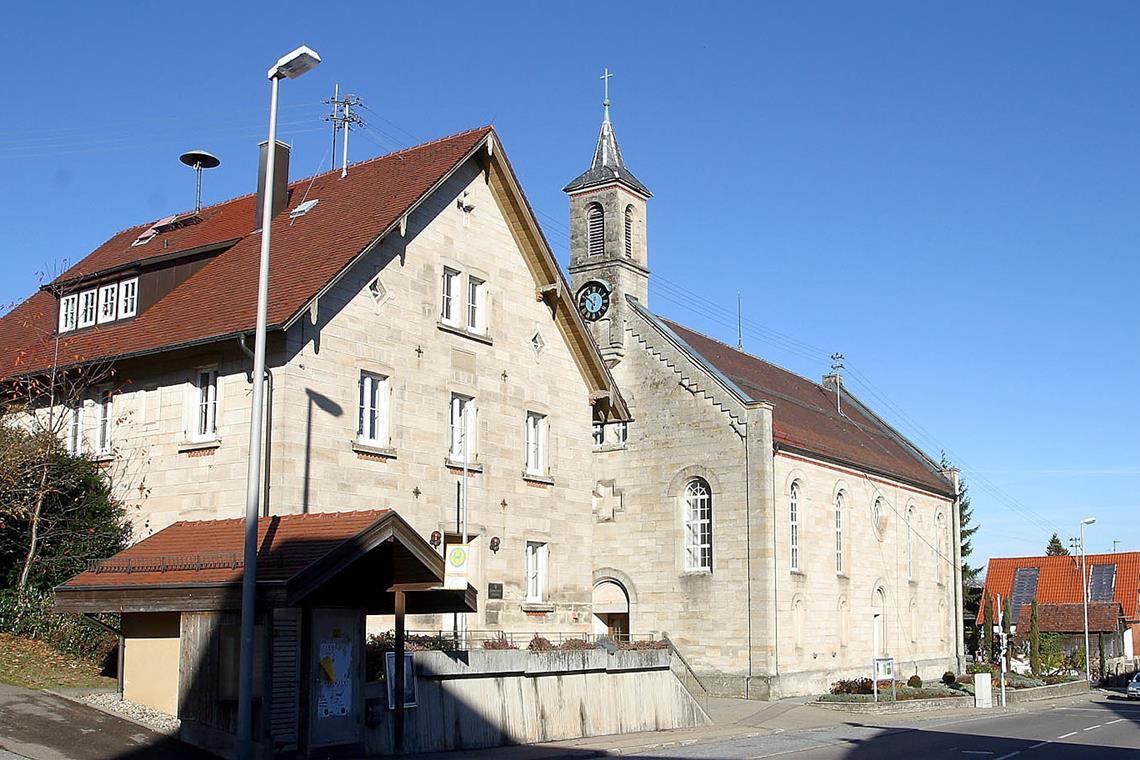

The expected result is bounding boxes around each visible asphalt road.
[619,694,1140,759]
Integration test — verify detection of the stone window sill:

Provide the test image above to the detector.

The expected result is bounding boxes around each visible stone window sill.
[522,472,555,486]
[521,602,554,613]
[445,458,483,474]
[593,443,627,453]
[352,441,396,459]
[790,568,805,577]
[178,439,220,454]
[682,569,712,577]
[437,320,493,346]
[92,452,115,464]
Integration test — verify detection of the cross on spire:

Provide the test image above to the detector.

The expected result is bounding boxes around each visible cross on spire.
[601,67,614,122]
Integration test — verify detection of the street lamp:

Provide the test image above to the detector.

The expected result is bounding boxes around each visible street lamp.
[237,44,320,760]
[1080,517,1096,686]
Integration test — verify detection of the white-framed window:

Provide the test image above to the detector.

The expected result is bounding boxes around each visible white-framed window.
[835,491,845,574]
[525,541,548,603]
[97,284,118,324]
[194,370,218,440]
[466,276,486,333]
[524,411,547,476]
[65,402,82,455]
[441,268,459,325]
[683,478,713,572]
[587,203,604,256]
[906,506,915,581]
[448,393,475,461]
[118,278,138,319]
[592,422,604,446]
[58,294,78,333]
[789,481,800,571]
[357,371,389,446]
[95,390,112,455]
[78,289,98,328]
[624,205,634,257]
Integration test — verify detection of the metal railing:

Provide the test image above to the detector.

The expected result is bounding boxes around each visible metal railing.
[662,632,710,716]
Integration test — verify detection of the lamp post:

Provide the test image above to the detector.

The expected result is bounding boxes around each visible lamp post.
[237,45,320,760]
[1080,517,1096,685]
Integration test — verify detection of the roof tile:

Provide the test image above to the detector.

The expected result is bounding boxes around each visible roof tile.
[980,552,1140,624]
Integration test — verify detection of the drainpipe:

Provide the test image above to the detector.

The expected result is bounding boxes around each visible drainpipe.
[741,419,753,695]
[239,334,274,517]
[81,614,124,699]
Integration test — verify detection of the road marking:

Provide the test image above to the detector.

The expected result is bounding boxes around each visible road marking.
[1106,719,1125,724]
[1027,742,1049,749]
[1083,724,1101,731]
[1057,731,1077,739]
[994,752,1021,760]
[961,752,993,756]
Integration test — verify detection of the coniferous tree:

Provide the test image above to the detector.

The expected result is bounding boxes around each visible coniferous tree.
[983,592,995,662]
[1046,533,1070,556]
[1029,600,1042,675]
[940,454,980,587]
[1002,596,1013,671]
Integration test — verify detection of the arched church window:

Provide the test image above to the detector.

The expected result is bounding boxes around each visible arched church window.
[587,203,605,256]
[906,506,915,581]
[835,491,845,574]
[936,512,947,586]
[789,481,800,571]
[624,205,634,257]
[683,478,712,572]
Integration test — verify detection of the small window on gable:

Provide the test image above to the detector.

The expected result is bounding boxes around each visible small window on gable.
[194,370,218,440]
[59,294,78,333]
[587,203,604,256]
[441,268,459,325]
[467,276,486,333]
[118,278,138,319]
[524,411,547,476]
[358,371,389,446]
[78,289,98,329]
[529,330,545,356]
[624,205,634,257]
[368,277,386,303]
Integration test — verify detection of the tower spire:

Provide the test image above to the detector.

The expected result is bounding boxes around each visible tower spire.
[563,68,651,197]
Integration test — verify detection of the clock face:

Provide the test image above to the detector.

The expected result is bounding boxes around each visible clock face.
[577,282,610,322]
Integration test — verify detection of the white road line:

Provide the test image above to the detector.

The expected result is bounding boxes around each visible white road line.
[1027,741,1049,749]
[1057,731,1077,739]
[1106,718,1125,724]
[1083,724,1102,731]
[994,752,1021,760]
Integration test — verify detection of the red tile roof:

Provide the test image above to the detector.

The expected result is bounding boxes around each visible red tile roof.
[979,552,1140,624]
[0,127,494,379]
[59,510,388,588]
[1014,602,1124,636]
[661,319,953,496]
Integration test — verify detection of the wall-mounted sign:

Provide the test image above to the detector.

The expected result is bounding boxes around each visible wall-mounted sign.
[444,543,469,590]
[487,582,503,599]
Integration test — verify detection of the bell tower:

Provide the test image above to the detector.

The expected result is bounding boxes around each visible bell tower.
[566,69,651,365]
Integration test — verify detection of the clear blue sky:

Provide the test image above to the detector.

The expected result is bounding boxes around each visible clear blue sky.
[1,3,1136,568]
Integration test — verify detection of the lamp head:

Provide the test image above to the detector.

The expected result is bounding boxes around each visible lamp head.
[1080,517,1096,526]
[269,45,321,80]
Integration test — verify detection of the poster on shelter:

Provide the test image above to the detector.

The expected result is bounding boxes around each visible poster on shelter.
[317,638,353,719]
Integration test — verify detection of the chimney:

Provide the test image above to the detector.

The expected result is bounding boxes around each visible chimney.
[254,139,291,230]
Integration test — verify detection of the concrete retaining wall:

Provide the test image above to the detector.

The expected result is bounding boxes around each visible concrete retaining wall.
[814,696,971,714]
[1005,679,1089,703]
[364,649,707,754]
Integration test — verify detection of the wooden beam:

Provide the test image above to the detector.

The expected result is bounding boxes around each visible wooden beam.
[387,582,441,592]
[394,589,405,753]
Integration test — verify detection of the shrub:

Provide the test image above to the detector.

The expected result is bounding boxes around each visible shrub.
[615,639,669,650]
[830,677,873,695]
[481,636,517,650]
[527,635,554,651]
[557,638,595,650]
[967,661,998,675]
[0,589,116,662]
[942,671,956,686]
[907,675,923,688]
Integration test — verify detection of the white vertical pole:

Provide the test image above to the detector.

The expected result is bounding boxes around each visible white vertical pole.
[1082,522,1092,684]
[237,72,279,760]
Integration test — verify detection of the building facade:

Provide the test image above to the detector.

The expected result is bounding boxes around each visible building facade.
[565,104,963,697]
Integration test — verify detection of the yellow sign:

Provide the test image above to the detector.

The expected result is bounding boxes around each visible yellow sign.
[444,543,470,590]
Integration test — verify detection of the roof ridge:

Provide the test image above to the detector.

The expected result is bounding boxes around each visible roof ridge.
[169,508,389,528]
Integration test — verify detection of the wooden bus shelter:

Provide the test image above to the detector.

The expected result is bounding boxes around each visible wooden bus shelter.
[55,509,476,758]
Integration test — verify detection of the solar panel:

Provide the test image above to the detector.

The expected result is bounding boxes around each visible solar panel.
[1010,566,1040,613]
[1089,563,1117,603]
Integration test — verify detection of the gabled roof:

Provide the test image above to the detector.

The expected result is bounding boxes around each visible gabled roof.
[563,111,651,197]
[633,302,953,496]
[55,509,477,615]
[1014,602,1124,636]
[979,552,1140,624]
[0,127,627,418]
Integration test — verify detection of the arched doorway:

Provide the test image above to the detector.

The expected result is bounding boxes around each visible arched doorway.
[592,580,630,640]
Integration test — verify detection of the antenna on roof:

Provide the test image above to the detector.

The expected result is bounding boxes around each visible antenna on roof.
[179,150,221,214]
[324,84,364,178]
[830,352,845,414]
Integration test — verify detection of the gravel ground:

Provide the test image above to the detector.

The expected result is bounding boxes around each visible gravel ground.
[78,692,181,735]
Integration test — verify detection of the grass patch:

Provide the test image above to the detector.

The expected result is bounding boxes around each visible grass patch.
[0,632,115,690]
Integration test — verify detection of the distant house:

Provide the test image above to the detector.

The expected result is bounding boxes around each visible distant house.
[1014,602,1128,659]
[979,552,1140,659]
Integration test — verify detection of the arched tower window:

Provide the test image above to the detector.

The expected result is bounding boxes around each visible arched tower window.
[624,205,634,257]
[789,481,800,571]
[587,203,605,256]
[683,478,712,571]
[835,491,845,574]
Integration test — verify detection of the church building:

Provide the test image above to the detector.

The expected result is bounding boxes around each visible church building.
[566,93,964,698]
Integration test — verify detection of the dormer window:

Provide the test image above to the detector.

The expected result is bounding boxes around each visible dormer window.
[58,294,78,333]
[587,203,604,256]
[60,276,141,334]
[118,278,138,318]
[77,290,97,329]
[97,284,118,324]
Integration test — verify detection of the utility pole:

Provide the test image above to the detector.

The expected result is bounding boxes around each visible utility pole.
[830,353,845,414]
[324,85,364,177]
[996,593,1007,707]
